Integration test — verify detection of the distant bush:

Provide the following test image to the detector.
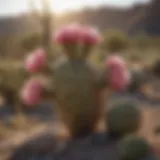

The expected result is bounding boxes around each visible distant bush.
[103,30,129,53]
[0,66,28,107]
[150,37,160,49]
[21,33,42,52]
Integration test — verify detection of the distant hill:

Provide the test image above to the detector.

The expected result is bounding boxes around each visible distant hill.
[143,0,160,36]
[0,14,42,38]
[0,0,159,38]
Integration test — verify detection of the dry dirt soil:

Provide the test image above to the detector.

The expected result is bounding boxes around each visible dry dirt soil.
[139,107,160,158]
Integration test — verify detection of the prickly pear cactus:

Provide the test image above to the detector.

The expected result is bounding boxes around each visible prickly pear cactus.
[119,135,151,160]
[53,25,103,136]
[106,103,141,136]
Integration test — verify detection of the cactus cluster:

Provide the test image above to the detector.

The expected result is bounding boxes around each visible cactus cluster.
[13,23,156,160]
[105,102,152,160]
[20,24,131,137]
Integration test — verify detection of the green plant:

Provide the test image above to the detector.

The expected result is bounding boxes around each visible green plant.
[103,30,129,52]
[53,59,102,137]
[21,33,41,52]
[106,103,141,137]
[53,25,103,137]
[120,135,151,160]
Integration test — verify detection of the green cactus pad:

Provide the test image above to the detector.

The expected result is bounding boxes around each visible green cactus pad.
[119,135,151,160]
[53,59,103,136]
[106,103,141,136]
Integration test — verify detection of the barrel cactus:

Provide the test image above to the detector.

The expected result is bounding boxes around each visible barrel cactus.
[119,135,151,160]
[106,103,141,137]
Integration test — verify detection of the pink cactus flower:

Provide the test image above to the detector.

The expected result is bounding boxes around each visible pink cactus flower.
[110,68,131,91]
[20,78,44,106]
[106,55,130,91]
[55,24,82,44]
[25,48,46,73]
[55,24,101,46]
[80,26,101,46]
[106,55,126,69]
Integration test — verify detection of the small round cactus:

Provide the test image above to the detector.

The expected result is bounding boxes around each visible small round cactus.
[106,103,141,137]
[119,135,151,160]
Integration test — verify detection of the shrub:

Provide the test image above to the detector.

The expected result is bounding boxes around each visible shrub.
[103,30,129,53]
[21,33,41,52]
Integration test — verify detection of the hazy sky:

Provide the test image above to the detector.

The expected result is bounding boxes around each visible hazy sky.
[0,0,150,16]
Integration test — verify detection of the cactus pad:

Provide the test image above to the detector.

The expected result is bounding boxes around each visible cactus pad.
[53,59,103,136]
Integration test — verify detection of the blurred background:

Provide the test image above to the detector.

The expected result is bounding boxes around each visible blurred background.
[0,0,160,159]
